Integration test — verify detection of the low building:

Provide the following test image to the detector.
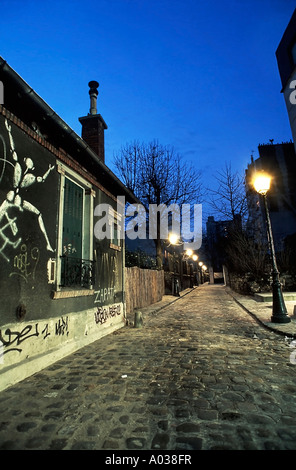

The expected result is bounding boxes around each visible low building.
[0,59,137,391]
[205,215,241,276]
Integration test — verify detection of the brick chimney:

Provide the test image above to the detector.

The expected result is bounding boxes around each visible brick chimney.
[79,81,107,162]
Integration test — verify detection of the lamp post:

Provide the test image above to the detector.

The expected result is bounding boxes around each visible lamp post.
[202,265,208,283]
[192,254,199,286]
[253,172,291,324]
[168,233,180,296]
[198,261,204,284]
[185,249,194,287]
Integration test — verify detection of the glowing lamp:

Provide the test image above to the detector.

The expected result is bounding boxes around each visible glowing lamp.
[253,172,271,195]
[169,233,179,245]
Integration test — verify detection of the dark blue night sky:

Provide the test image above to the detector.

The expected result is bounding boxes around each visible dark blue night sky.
[1,0,295,220]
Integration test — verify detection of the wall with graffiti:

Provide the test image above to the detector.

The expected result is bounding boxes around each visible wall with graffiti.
[0,114,125,391]
[0,302,124,390]
[94,189,124,316]
[0,116,58,320]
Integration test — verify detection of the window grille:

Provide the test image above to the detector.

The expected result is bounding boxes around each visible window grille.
[60,255,95,288]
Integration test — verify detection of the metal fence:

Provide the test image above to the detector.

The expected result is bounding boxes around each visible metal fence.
[60,255,95,288]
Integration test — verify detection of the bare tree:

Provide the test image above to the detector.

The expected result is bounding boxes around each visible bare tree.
[224,228,269,277]
[208,162,248,222]
[113,140,141,195]
[113,140,203,267]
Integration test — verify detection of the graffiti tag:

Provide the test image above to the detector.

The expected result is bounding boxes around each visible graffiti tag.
[94,286,115,304]
[0,324,39,354]
[0,315,69,356]
[55,316,69,336]
[9,244,40,282]
[94,304,121,325]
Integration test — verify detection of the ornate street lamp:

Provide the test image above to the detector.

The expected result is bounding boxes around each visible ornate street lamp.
[253,172,291,323]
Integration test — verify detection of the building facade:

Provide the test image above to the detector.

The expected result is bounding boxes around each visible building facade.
[245,142,296,250]
[0,59,136,391]
[205,215,242,275]
[276,8,296,152]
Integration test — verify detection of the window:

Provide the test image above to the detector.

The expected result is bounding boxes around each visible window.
[56,164,95,290]
[62,177,83,258]
[109,206,122,251]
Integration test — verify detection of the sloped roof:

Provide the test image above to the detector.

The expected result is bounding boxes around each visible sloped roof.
[0,56,138,204]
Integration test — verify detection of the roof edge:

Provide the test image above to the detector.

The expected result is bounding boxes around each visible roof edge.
[0,56,138,204]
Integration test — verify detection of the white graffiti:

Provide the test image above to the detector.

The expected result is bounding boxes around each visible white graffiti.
[94,286,115,304]
[0,119,54,261]
[9,243,40,282]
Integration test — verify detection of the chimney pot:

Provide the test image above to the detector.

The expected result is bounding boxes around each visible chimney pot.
[88,80,99,115]
[79,80,107,163]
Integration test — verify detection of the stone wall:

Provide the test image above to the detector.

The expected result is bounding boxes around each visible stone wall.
[125,267,164,314]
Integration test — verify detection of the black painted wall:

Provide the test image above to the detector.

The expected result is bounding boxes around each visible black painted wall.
[0,115,124,324]
[0,116,58,321]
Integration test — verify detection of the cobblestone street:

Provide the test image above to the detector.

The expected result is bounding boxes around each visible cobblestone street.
[0,284,296,452]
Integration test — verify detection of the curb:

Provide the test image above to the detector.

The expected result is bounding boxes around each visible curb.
[147,286,197,315]
[128,286,197,327]
[226,287,296,340]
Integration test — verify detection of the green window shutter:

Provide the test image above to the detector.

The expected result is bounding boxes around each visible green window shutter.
[62,177,83,258]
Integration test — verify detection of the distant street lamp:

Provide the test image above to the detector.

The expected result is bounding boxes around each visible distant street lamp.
[168,233,179,246]
[253,172,291,323]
